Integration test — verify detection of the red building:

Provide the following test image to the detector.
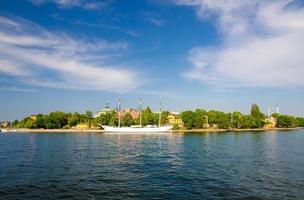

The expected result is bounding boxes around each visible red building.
[118,108,140,120]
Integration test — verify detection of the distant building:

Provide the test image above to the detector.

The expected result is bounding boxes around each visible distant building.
[30,114,43,121]
[203,115,210,128]
[0,121,11,128]
[75,123,89,130]
[168,112,183,127]
[118,108,140,120]
[30,115,37,121]
[264,116,277,128]
[94,101,112,118]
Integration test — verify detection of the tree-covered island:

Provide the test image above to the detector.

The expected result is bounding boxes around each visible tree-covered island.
[6,104,304,130]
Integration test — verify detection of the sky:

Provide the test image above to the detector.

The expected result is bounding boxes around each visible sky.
[0,0,304,121]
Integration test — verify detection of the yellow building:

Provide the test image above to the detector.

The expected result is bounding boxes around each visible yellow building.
[75,123,89,130]
[264,116,277,128]
[30,114,43,121]
[30,115,37,121]
[168,112,183,127]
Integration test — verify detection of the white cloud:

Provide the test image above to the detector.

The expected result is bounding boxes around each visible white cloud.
[176,0,304,88]
[30,0,109,10]
[148,18,165,27]
[82,1,108,10]
[51,14,141,37]
[0,60,32,76]
[0,16,141,91]
[0,86,36,93]
[140,90,184,100]
[143,12,166,27]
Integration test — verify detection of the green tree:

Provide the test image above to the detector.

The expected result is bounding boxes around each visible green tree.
[93,111,116,127]
[207,110,230,129]
[160,111,169,125]
[218,114,230,129]
[271,113,280,119]
[277,115,297,128]
[85,111,93,119]
[109,114,118,126]
[24,118,35,128]
[85,111,93,128]
[251,104,265,119]
[12,120,19,128]
[142,106,155,125]
[172,123,180,130]
[68,112,81,127]
[35,114,45,128]
[242,115,257,129]
[181,111,194,129]
[92,114,107,127]
[19,117,35,128]
[105,112,115,125]
[232,112,243,129]
[44,111,68,129]
[122,113,134,127]
[250,104,265,128]
[296,117,304,127]
[193,109,207,129]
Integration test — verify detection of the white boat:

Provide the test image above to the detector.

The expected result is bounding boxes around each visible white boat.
[102,97,172,134]
[102,125,172,134]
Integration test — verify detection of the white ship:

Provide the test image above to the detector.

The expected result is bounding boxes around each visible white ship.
[102,125,172,134]
[102,97,172,134]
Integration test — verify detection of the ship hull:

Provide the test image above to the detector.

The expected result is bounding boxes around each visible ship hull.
[102,126,172,134]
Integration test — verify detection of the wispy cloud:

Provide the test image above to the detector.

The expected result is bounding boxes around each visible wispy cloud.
[175,0,304,88]
[0,86,36,93]
[148,18,165,27]
[143,12,166,27]
[31,0,110,10]
[0,15,142,91]
[140,90,184,100]
[51,13,141,37]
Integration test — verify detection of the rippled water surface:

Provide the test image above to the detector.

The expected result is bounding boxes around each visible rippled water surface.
[1,130,304,199]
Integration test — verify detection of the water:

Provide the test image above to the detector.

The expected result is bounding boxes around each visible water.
[0,130,304,200]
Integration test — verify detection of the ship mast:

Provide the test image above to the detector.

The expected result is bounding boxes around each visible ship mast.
[118,98,121,127]
[139,94,142,127]
[158,97,162,127]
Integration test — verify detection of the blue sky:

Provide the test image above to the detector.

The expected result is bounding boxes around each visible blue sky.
[0,0,304,121]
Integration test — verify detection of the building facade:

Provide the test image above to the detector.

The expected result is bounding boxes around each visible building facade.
[167,112,183,127]
[264,116,277,128]
[118,108,140,120]
[0,121,11,128]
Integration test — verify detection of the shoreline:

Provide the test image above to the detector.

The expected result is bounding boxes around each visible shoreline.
[1,127,301,133]
[174,127,301,133]
[1,128,105,133]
